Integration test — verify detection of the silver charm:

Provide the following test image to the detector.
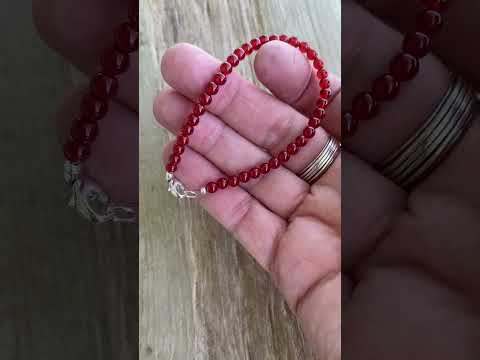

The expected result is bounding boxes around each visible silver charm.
[166,172,205,199]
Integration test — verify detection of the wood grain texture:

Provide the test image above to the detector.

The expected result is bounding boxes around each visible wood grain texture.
[0,2,137,359]
[139,0,340,359]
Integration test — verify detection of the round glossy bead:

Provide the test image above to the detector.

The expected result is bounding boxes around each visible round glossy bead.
[64,140,90,163]
[288,36,299,47]
[71,120,98,143]
[295,135,308,147]
[320,89,331,99]
[213,72,227,86]
[217,178,229,189]
[182,125,194,136]
[320,78,330,89]
[313,107,326,119]
[90,73,118,100]
[269,35,279,41]
[116,22,139,53]
[417,10,443,34]
[278,151,290,163]
[279,34,289,42]
[259,35,269,44]
[227,54,239,67]
[165,163,177,173]
[81,95,108,122]
[352,92,378,120]
[220,62,233,75]
[308,117,322,128]
[193,103,205,117]
[249,167,261,179]
[234,48,246,60]
[173,144,185,155]
[287,143,298,155]
[206,82,219,95]
[187,114,200,126]
[314,58,324,70]
[404,32,431,58]
[307,49,317,60]
[241,43,253,55]
[390,53,419,81]
[303,126,316,138]
[206,182,218,194]
[169,154,181,166]
[250,38,262,50]
[317,69,329,80]
[421,0,446,11]
[299,42,309,53]
[199,93,212,106]
[260,163,270,174]
[102,48,130,76]
[239,171,250,183]
[269,157,281,169]
[177,135,189,146]
[372,74,400,101]
[228,175,240,187]
[316,98,328,108]
[342,112,358,138]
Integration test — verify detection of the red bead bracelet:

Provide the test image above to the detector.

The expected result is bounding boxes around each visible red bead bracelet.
[342,0,448,138]
[165,34,332,196]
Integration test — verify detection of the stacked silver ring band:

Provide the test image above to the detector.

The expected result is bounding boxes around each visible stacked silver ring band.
[297,136,341,184]
[377,74,478,188]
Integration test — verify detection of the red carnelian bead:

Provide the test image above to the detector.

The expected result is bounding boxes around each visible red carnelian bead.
[220,62,233,75]
[182,125,194,136]
[404,32,431,58]
[64,140,90,163]
[193,103,205,116]
[90,73,118,100]
[320,78,330,89]
[288,36,299,47]
[342,112,358,138]
[213,72,227,86]
[169,154,181,166]
[269,157,281,169]
[206,182,218,194]
[317,69,329,80]
[234,48,246,60]
[116,22,139,53]
[217,178,229,189]
[81,95,108,122]
[296,135,308,147]
[102,48,130,76]
[199,93,212,106]
[299,42,309,53]
[269,35,279,41]
[417,10,443,34]
[71,120,98,143]
[372,74,400,101]
[260,163,270,174]
[316,98,328,108]
[227,54,239,67]
[249,167,261,179]
[279,34,289,42]
[166,163,177,173]
[320,89,331,99]
[307,49,317,60]
[228,175,240,187]
[241,43,253,55]
[278,151,290,163]
[206,81,219,95]
[421,0,446,11]
[173,144,185,155]
[390,53,419,81]
[259,35,269,44]
[314,58,324,70]
[177,135,189,146]
[309,117,322,128]
[352,92,378,120]
[250,38,262,50]
[287,143,298,155]
[187,114,200,126]
[303,126,316,138]
[313,108,326,119]
[239,171,250,183]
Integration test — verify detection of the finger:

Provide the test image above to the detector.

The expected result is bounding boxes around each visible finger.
[162,144,286,269]
[342,0,450,164]
[160,43,332,172]
[254,40,342,137]
[365,0,480,86]
[33,0,138,111]
[155,90,310,218]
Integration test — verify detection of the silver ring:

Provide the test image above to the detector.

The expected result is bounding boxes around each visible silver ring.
[297,136,341,184]
[377,74,478,189]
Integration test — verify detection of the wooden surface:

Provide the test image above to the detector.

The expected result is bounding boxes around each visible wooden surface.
[139,1,340,359]
[0,2,137,359]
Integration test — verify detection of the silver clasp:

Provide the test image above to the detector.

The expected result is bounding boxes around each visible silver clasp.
[166,173,205,199]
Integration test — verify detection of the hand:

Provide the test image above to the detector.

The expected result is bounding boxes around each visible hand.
[33,0,138,206]
[155,42,342,358]
[342,1,480,358]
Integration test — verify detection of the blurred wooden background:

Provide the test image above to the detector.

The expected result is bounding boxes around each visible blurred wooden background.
[139,0,340,359]
[0,2,137,360]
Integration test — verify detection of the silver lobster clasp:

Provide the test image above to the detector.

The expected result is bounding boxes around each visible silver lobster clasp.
[166,172,205,199]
